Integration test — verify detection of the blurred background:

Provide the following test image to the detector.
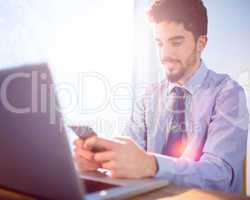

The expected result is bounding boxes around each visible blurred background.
[0,0,249,137]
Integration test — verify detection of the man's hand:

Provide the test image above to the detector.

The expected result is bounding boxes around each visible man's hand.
[73,138,101,172]
[84,136,158,178]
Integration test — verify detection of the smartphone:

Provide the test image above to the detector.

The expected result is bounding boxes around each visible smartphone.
[70,125,96,139]
[70,125,105,152]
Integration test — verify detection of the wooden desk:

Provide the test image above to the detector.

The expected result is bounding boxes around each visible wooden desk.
[1,185,250,200]
[0,187,35,200]
[131,184,250,200]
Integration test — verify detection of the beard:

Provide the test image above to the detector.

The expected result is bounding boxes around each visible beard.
[165,47,198,83]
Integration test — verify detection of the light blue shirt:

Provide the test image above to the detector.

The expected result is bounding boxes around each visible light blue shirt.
[123,62,249,193]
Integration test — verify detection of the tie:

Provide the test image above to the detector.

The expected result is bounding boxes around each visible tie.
[163,87,187,157]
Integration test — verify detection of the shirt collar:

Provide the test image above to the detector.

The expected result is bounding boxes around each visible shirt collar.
[167,61,208,95]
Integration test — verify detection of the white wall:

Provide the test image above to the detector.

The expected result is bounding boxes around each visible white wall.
[0,0,134,137]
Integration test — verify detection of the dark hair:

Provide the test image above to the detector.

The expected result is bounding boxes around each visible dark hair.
[147,0,208,40]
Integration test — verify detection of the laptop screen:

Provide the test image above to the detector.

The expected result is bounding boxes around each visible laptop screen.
[0,63,83,200]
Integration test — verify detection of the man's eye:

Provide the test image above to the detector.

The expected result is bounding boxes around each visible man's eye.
[172,42,182,47]
[157,42,163,47]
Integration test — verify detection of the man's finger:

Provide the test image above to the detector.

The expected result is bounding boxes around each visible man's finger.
[94,151,115,162]
[74,148,95,160]
[73,139,83,147]
[74,155,101,171]
[101,161,116,170]
[76,161,99,171]
[84,137,119,151]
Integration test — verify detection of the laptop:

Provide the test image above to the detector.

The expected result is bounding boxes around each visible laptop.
[0,63,169,200]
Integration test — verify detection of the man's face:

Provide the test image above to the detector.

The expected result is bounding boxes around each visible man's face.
[154,21,205,83]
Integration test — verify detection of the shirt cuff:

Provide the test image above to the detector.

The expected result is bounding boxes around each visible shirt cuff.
[153,153,178,181]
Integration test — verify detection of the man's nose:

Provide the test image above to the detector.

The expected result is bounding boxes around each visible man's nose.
[160,45,175,61]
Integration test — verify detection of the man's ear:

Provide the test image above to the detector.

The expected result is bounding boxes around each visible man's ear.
[197,35,208,53]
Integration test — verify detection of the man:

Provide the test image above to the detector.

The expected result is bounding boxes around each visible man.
[74,0,249,193]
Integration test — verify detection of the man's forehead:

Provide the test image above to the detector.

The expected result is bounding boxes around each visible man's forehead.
[153,21,190,40]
